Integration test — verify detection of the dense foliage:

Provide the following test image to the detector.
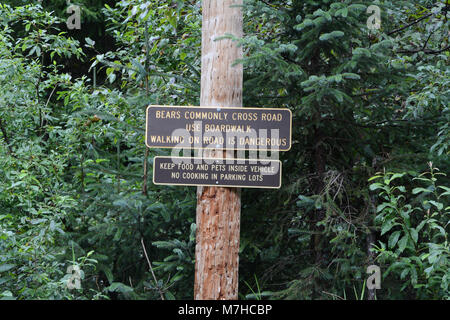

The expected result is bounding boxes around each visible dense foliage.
[0,0,448,300]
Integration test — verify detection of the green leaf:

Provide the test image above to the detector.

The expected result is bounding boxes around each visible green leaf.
[160,207,170,222]
[106,282,133,293]
[377,202,394,213]
[153,241,176,249]
[0,290,15,300]
[412,187,432,194]
[319,31,344,41]
[381,220,397,235]
[390,173,406,181]
[165,291,176,300]
[398,235,408,253]
[410,228,418,244]
[369,183,384,191]
[348,4,367,11]
[113,228,123,241]
[0,264,15,273]
[85,37,95,46]
[400,268,409,279]
[342,73,360,80]
[427,201,443,211]
[335,8,348,18]
[388,231,401,248]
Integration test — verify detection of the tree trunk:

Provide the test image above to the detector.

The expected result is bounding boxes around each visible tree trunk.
[194,0,243,300]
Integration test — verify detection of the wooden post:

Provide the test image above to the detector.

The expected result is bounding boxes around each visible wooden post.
[194,0,243,300]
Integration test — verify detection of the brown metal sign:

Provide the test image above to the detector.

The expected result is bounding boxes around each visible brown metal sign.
[145,105,292,151]
[153,156,282,189]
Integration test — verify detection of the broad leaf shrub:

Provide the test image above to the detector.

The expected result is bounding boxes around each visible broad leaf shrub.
[370,163,449,299]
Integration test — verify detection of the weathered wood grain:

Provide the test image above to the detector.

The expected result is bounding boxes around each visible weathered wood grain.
[194,0,243,300]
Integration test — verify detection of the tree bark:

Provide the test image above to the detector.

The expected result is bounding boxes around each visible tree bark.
[194,0,243,300]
